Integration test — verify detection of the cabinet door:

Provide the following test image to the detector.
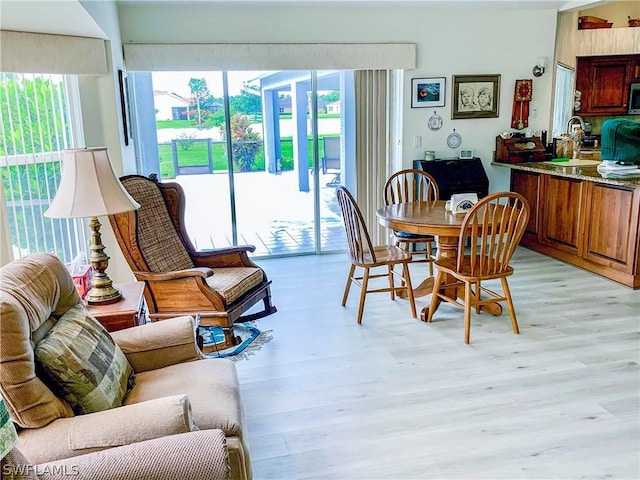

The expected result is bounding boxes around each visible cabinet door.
[576,56,632,115]
[542,176,585,254]
[583,184,639,272]
[511,170,541,236]
[632,58,640,82]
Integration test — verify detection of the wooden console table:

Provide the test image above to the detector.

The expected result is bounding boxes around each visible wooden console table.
[86,281,148,331]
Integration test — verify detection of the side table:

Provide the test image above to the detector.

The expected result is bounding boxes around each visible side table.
[86,282,148,332]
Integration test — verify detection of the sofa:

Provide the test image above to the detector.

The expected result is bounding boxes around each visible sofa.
[0,253,252,480]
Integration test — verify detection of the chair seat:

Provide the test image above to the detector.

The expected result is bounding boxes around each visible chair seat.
[124,359,243,438]
[207,267,264,304]
[393,230,435,241]
[435,255,515,281]
[358,245,413,266]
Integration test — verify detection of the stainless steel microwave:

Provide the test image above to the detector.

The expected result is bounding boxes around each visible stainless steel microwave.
[629,83,640,115]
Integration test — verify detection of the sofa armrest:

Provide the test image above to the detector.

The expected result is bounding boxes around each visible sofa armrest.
[35,429,229,480]
[17,395,198,465]
[110,315,204,372]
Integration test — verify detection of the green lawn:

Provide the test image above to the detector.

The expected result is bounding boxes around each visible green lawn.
[158,135,339,178]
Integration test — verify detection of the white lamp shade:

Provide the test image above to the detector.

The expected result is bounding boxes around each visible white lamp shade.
[45,147,140,218]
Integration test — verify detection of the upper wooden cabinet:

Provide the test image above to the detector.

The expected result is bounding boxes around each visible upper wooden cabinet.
[575,54,640,116]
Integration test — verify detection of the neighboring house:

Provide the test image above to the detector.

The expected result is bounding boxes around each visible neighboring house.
[325,100,340,114]
[278,95,292,114]
[153,90,192,120]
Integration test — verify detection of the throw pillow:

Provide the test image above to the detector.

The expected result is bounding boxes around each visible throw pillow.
[34,304,135,415]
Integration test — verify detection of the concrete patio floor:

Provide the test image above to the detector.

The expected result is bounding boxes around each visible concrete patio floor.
[172,170,347,257]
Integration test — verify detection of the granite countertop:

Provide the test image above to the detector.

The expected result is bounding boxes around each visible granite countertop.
[492,161,640,187]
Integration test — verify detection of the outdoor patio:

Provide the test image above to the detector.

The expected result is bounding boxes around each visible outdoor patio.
[172,169,347,257]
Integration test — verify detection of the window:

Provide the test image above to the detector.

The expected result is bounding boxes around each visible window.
[552,64,575,138]
[0,73,86,263]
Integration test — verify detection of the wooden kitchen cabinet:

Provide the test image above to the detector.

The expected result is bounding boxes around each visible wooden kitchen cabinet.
[632,57,640,82]
[510,169,640,288]
[510,170,541,237]
[541,176,586,255]
[583,183,640,272]
[575,55,640,116]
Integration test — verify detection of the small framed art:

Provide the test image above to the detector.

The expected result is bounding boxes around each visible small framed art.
[411,77,446,108]
[451,74,500,119]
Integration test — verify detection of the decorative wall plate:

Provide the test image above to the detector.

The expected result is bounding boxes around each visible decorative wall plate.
[428,111,443,131]
[447,129,462,148]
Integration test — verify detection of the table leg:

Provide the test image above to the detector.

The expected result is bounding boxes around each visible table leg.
[419,235,458,321]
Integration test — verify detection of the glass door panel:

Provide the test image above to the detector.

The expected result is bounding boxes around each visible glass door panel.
[229,70,317,256]
[151,71,233,250]
[146,69,352,257]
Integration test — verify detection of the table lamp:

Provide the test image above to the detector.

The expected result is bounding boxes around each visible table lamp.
[0,397,17,461]
[45,147,140,305]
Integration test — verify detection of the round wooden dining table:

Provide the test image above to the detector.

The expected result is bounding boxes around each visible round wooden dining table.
[376,200,501,320]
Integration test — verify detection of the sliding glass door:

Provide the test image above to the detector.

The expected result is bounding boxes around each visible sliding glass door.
[135,69,352,258]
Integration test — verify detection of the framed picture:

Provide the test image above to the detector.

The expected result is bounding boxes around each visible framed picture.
[411,77,446,108]
[451,74,500,119]
[118,69,133,146]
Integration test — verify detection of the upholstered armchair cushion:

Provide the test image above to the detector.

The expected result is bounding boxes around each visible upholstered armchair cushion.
[123,359,244,438]
[110,315,204,373]
[37,430,230,480]
[17,395,197,463]
[5,429,230,480]
[207,268,264,305]
[122,175,194,272]
[0,253,79,428]
[34,305,134,415]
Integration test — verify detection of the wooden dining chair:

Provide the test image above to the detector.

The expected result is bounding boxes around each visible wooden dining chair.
[426,192,530,344]
[336,186,416,324]
[384,169,439,275]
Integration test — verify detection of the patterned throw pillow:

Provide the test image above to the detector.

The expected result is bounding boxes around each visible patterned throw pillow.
[35,305,135,415]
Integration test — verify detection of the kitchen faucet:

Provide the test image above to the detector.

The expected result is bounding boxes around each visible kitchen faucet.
[566,115,586,135]
[566,115,587,158]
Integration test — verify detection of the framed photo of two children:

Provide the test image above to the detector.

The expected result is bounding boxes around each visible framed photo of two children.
[451,74,500,119]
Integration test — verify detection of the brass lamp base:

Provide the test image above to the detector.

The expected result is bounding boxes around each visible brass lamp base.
[86,284,122,305]
[85,215,122,305]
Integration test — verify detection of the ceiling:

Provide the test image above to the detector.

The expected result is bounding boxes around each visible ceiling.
[0,0,609,38]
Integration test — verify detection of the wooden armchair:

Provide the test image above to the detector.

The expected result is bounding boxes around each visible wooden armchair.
[108,174,276,351]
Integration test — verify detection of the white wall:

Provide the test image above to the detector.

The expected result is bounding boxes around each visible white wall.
[78,0,136,283]
[117,3,557,195]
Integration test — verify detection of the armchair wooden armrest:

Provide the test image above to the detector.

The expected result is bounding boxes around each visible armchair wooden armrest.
[134,267,213,282]
[13,430,229,480]
[110,315,204,372]
[191,246,259,268]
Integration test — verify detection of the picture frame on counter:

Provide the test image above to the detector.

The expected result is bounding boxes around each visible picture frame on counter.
[411,77,446,108]
[452,74,500,119]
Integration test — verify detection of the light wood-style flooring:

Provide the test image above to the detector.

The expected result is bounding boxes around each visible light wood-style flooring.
[235,247,640,480]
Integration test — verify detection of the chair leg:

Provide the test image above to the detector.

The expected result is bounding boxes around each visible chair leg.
[464,280,473,344]
[427,240,434,276]
[388,264,395,300]
[356,267,370,324]
[342,264,356,306]
[474,281,482,314]
[402,262,417,318]
[427,269,444,323]
[501,277,520,335]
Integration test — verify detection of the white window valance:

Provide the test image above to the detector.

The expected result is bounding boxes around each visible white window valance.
[123,43,416,71]
[0,30,107,75]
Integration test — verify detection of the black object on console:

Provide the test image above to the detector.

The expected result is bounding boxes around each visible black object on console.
[413,157,489,200]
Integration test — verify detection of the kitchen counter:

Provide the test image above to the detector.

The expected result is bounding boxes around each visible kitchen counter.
[492,160,640,187]
[498,160,640,289]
